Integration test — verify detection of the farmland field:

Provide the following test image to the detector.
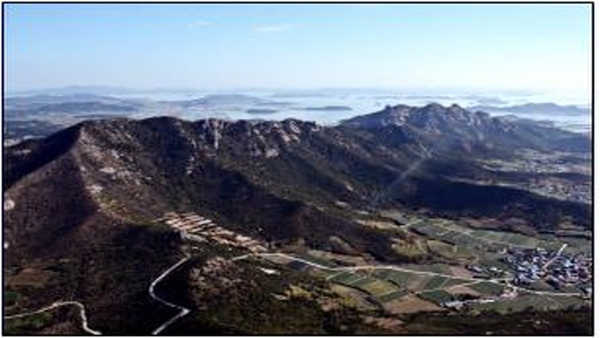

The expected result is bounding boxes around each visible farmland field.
[357,280,398,295]
[423,275,447,290]
[407,220,564,251]
[375,289,409,303]
[467,281,505,295]
[419,290,455,304]
[254,249,588,317]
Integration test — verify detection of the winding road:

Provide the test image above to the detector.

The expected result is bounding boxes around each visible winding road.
[4,247,578,336]
[4,301,101,335]
[149,256,191,335]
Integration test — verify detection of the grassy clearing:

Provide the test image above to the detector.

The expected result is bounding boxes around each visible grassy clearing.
[4,290,21,306]
[4,312,54,335]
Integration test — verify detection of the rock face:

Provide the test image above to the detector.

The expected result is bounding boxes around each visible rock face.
[341,103,590,155]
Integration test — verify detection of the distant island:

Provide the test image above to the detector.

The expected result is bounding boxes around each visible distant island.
[246,108,279,115]
[302,105,352,111]
[470,102,589,116]
[181,94,264,107]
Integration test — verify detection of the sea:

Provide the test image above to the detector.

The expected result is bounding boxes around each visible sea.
[48,89,595,134]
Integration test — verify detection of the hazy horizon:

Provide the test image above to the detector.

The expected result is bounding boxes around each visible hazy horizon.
[5,3,592,100]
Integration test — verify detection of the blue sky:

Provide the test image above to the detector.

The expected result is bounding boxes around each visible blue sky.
[4,4,592,97]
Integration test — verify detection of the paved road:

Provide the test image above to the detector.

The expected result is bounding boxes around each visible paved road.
[235,252,581,298]
[4,301,101,335]
[149,256,191,335]
[542,243,568,271]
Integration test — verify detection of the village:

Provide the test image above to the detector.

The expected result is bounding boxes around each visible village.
[505,247,592,294]
[464,245,592,297]
[477,149,591,204]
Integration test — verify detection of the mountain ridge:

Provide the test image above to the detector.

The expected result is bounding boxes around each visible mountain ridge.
[3,103,591,334]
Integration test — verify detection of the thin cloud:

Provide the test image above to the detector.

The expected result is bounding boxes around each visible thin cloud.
[252,24,291,33]
[188,20,212,29]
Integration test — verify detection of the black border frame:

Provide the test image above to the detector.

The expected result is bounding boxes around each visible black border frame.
[0,1,594,336]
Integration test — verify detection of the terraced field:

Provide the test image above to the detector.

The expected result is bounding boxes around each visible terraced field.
[258,254,483,306]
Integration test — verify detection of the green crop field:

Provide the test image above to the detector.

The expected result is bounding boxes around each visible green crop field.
[441,278,472,288]
[375,289,409,303]
[419,290,455,304]
[351,276,380,288]
[325,269,402,301]
[423,275,447,290]
[372,269,413,288]
[329,271,361,284]
[358,280,399,295]
[468,281,505,295]
[408,221,566,253]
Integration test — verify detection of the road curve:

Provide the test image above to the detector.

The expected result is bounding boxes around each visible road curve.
[149,256,191,335]
[4,301,101,335]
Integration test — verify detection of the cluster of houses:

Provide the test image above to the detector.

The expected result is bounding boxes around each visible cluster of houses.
[502,247,591,294]
[546,252,592,295]
[526,179,591,204]
[502,247,553,285]
[465,264,506,279]
[158,212,268,253]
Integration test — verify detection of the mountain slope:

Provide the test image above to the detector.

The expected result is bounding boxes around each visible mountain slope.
[341,103,590,154]
[5,108,591,257]
[3,104,591,333]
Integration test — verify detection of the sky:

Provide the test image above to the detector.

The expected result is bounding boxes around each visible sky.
[4,3,592,98]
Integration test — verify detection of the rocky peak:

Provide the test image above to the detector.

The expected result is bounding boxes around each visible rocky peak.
[421,102,445,111]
